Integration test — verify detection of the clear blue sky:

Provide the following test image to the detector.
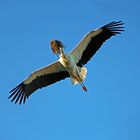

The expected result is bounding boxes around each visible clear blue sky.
[0,0,140,140]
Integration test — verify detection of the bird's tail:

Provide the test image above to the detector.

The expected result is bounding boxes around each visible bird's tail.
[79,66,87,82]
[71,67,87,85]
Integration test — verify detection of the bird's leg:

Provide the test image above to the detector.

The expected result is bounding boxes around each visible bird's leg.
[77,73,87,92]
[74,75,87,92]
[80,81,87,92]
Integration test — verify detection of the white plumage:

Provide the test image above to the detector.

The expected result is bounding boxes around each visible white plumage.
[9,21,124,104]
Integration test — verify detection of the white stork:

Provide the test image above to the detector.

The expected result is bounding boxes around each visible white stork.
[9,21,124,104]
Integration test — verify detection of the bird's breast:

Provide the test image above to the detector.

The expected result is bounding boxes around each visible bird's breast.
[59,54,78,76]
[59,54,70,67]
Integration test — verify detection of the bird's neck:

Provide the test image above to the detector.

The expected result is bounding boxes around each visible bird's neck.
[60,48,67,60]
[59,48,69,66]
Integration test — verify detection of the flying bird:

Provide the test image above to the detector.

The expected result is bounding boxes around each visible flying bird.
[9,21,124,104]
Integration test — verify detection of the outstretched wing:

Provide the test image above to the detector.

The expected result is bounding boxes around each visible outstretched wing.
[9,61,69,104]
[71,21,124,67]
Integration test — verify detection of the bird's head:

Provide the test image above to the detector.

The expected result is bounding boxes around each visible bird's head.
[50,40,64,56]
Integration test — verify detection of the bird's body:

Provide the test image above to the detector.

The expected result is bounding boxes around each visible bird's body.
[59,51,87,90]
[59,53,77,79]
[9,21,124,104]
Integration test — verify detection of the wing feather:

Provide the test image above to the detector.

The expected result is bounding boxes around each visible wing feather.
[71,21,124,67]
[9,61,69,104]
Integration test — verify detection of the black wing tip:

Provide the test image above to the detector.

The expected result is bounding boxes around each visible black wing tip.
[105,21,125,26]
[104,21,125,35]
[9,83,27,105]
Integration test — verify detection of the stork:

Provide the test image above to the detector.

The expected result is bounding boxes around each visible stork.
[9,21,124,104]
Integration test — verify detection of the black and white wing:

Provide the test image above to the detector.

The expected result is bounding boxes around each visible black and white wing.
[71,21,124,67]
[9,61,69,104]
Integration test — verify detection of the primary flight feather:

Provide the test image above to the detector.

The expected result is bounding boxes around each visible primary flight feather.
[9,21,124,104]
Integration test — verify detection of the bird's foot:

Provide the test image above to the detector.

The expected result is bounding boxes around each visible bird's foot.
[82,86,87,92]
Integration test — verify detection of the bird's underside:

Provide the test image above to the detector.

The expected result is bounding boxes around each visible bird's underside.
[9,21,124,104]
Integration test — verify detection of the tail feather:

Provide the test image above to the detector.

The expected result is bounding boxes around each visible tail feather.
[79,67,87,81]
[70,67,87,85]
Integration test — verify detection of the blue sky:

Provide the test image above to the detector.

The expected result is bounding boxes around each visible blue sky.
[0,0,140,140]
